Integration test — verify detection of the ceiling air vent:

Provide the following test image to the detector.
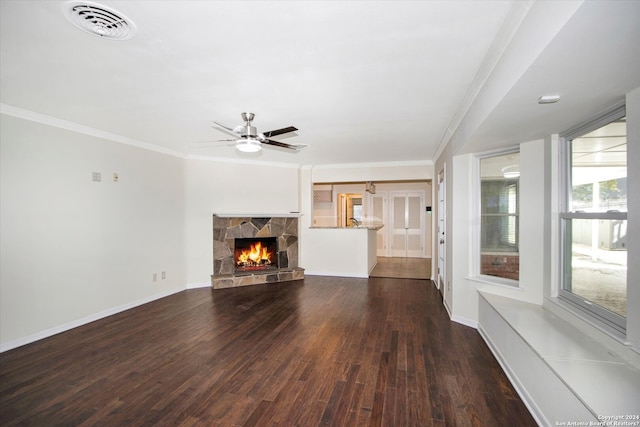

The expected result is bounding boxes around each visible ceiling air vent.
[63,1,137,40]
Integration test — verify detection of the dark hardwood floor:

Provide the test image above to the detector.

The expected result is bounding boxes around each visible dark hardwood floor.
[0,276,535,426]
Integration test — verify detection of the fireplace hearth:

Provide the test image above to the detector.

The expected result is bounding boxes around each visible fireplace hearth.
[211,214,304,289]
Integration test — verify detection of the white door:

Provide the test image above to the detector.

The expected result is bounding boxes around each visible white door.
[390,191,424,258]
[437,168,446,292]
[370,193,388,256]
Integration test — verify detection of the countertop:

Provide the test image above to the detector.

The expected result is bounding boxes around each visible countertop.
[309,225,384,230]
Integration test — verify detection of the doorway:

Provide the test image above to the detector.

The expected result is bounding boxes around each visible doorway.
[337,193,363,227]
[390,191,425,258]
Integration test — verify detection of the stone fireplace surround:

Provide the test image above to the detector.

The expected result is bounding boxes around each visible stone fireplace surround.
[211,214,304,289]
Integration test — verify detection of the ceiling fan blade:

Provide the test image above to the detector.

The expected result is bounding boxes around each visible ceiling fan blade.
[262,126,298,138]
[194,139,238,144]
[211,122,240,138]
[189,139,237,149]
[212,121,234,132]
[263,139,307,151]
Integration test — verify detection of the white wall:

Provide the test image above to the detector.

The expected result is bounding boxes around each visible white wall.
[450,153,474,323]
[517,139,549,306]
[311,161,433,182]
[0,114,186,350]
[184,158,300,287]
[0,113,305,350]
[303,228,376,278]
[449,139,548,326]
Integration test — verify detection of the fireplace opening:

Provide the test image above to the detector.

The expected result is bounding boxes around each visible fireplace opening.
[234,237,278,273]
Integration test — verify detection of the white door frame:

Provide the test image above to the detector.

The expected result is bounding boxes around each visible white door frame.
[369,192,388,256]
[437,166,446,294]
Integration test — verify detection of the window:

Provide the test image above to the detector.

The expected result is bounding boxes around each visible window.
[560,106,627,333]
[478,150,520,282]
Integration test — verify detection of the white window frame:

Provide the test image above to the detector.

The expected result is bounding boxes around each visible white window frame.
[558,104,627,334]
[472,147,520,287]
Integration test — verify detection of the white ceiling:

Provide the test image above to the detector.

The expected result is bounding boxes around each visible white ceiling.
[1,1,639,166]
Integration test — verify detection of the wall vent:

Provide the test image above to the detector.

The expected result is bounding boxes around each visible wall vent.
[63,1,137,40]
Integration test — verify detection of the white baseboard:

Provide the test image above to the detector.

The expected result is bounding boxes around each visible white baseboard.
[0,286,184,353]
[186,282,211,289]
[451,314,478,329]
[304,271,369,279]
[443,298,452,318]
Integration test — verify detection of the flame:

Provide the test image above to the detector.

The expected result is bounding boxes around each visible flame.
[237,241,273,266]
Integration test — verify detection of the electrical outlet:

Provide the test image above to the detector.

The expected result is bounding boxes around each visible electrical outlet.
[92,172,101,182]
[161,271,166,280]
[153,273,157,282]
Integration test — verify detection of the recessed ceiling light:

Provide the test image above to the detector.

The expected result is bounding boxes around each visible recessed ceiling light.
[538,94,561,104]
[63,1,137,40]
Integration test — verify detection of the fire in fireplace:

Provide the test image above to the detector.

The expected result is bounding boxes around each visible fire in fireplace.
[234,237,278,272]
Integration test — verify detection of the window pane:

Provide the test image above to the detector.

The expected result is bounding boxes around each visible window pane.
[408,196,421,229]
[481,179,519,252]
[479,152,519,281]
[393,196,405,228]
[562,115,627,324]
[563,218,627,317]
[352,205,363,221]
[570,118,627,212]
[481,215,519,252]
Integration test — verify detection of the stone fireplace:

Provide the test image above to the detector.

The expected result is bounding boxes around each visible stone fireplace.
[211,214,304,289]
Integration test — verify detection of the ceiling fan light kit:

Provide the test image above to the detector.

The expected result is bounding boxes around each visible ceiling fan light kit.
[236,138,262,153]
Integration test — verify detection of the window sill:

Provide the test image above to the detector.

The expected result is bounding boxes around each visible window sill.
[544,296,640,366]
[466,275,521,290]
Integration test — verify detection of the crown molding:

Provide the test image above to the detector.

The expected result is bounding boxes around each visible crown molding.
[309,159,432,170]
[1,103,187,159]
[433,0,533,161]
[186,154,301,169]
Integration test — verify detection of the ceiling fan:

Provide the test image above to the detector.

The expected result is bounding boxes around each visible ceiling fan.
[212,112,306,153]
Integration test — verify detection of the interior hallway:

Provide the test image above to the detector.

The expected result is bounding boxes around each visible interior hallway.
[370,257,431,280]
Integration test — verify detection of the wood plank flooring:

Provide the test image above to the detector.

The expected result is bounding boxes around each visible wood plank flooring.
[0,276,535,426]
[369,257,431,280]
